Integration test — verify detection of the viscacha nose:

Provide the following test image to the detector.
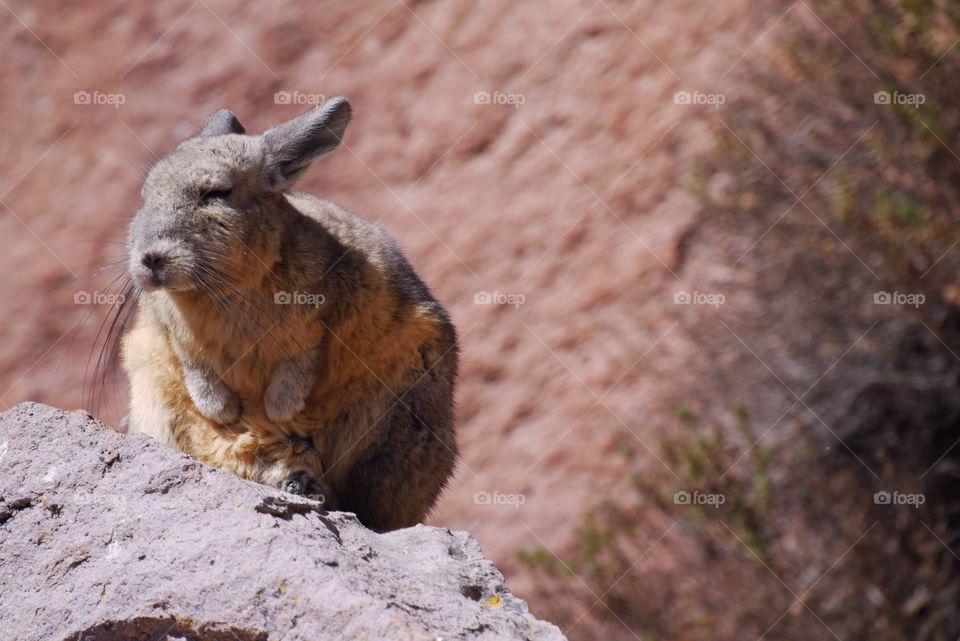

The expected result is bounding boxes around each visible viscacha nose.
[141,252,166,277]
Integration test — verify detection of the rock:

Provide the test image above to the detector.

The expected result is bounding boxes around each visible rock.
[0,403,565,641]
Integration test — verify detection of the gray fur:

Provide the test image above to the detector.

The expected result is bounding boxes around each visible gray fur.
[199,108,246,137]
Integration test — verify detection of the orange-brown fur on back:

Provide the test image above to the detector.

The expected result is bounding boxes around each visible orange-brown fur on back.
[124,251,444,486]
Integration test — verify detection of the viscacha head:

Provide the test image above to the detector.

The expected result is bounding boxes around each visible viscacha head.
[127,97,351,292]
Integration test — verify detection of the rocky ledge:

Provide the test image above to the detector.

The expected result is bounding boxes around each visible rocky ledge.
[0,403,565,641]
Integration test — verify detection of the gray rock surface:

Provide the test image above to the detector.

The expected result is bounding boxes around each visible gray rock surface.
[0,403,566,641]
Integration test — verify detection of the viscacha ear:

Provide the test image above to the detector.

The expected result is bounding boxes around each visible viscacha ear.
[199,109,246,137]
[261,97,351,190]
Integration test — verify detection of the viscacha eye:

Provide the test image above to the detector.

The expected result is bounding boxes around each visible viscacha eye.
[201,188,232,202]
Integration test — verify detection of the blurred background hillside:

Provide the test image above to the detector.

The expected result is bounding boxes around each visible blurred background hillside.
[2,0,959,638]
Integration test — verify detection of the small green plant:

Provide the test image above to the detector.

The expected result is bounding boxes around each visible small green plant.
[517,546,562,574]
[660,404,773,558]
[521,404,788,638]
